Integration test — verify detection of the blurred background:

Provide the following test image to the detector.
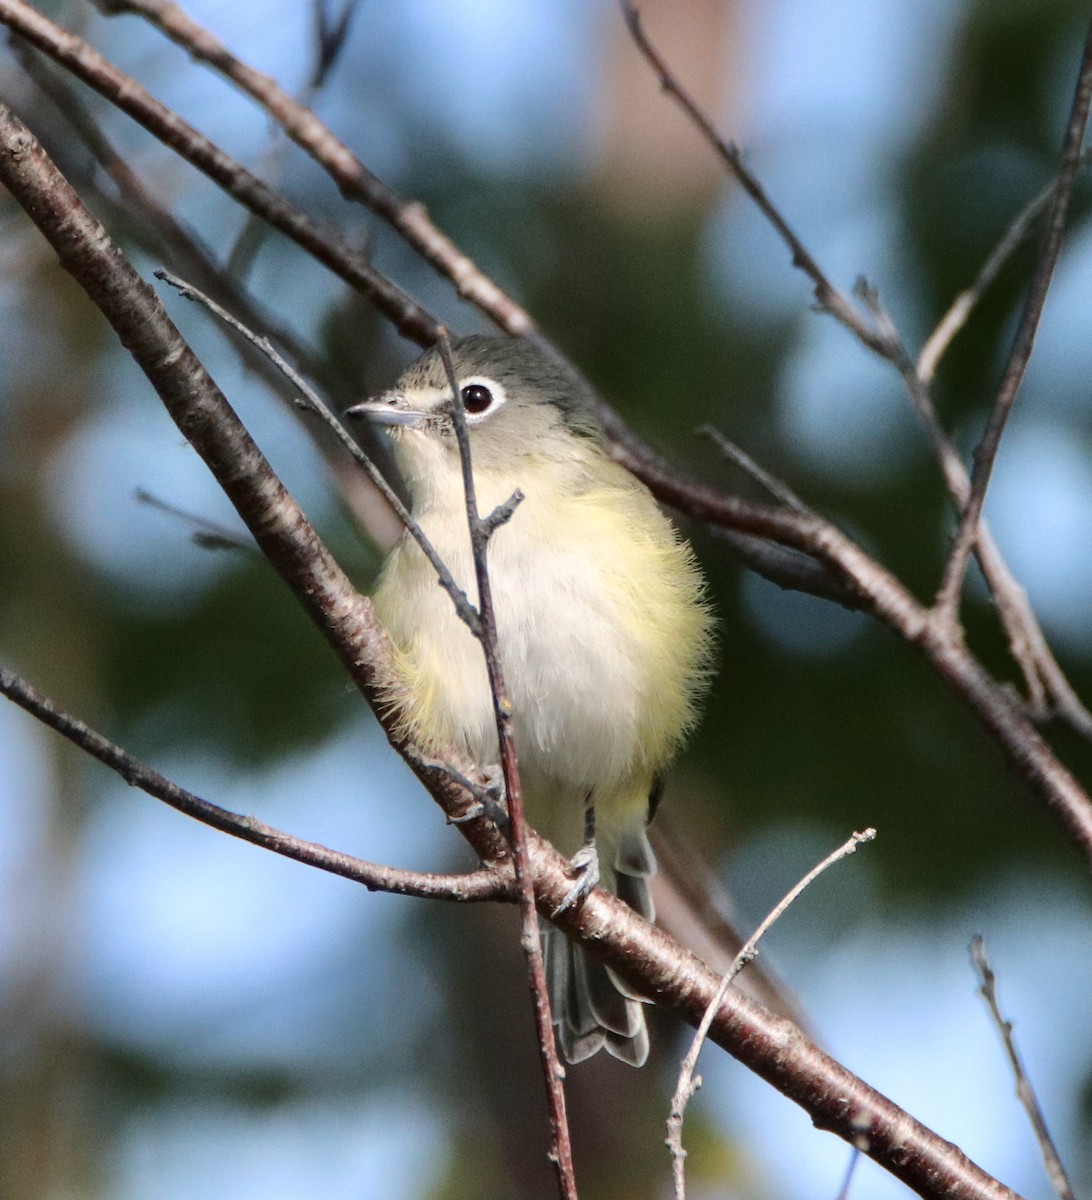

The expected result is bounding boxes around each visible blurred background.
[2,0,1092,1197]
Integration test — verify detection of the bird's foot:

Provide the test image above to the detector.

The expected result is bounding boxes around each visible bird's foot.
[553,842,600,916]
[447,764,509,829]
[407,754,509,829]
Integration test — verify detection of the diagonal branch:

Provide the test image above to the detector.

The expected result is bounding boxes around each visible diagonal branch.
[617,0,895,358]
[91,0,536,336]
[918,148,1092,385]
[0,666,510,902]
[154,268,482,634]
[0,0,441,345]
[970,937,1075,1200]
[667,828,877,1200]
[934,24,1092,623]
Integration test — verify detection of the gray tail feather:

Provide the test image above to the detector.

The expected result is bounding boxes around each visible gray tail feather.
[545,835,655,1068]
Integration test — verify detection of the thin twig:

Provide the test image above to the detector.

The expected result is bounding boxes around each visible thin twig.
[918,147,1092,384]
[153,268,481,634]
[134,487,254,553]
[221,0,355,277]
[310,0,359,90]
[857,283,1054,717]
[434,333,576,1200]
[697,425,808,513]
[970,937,1076,1200]
[618,0,894,358]
[666,828,876,1200]
[715,529,863,609]
[618,429,1092,840]
[92,0,536,336]
[0,0,442,345]
[835,1151,864,1200]
[697,425,860,604]
[0,665,510,902]
[935,25,1092,623]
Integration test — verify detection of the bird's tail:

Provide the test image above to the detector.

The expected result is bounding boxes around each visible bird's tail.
[544,829,656,1067]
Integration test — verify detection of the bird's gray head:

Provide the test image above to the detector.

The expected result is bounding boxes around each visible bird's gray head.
[348,336,603,476]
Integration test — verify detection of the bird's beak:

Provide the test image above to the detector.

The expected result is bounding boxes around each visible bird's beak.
[346,392,427,429]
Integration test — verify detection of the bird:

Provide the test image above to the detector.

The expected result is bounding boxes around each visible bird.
[349,335,713,1066]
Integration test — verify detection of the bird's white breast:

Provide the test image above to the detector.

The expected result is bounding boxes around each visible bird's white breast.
[377,481,644,790]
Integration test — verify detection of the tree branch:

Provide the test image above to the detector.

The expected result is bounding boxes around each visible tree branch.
[970,937,1075,1200]
[0,0,441,345]
[617,0,896,357]
[917,148,1092,385]
[91,0,537,336]
[668,828,877,1200]
[935,24,1092,622]
[0,666,509,902]
[436,334,576,1200]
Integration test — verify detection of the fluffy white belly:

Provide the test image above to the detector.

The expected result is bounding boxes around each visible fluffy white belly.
[383,511,646,792]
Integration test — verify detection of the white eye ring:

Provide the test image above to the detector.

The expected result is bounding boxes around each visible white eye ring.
[459,375,507,422]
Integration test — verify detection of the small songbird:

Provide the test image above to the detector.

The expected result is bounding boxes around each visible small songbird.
[350,336,713,1066]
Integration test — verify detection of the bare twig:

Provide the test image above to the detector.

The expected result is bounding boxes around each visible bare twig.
[153,268,481,634]
[92,0,536,336]
[134,487,254,553]
[935,25,1092,623]
[666,829,876,1200]
[0,0,442,345]
[0,665,510,902]
[434,334,576,1200]
[618,0,1092,741]
[698,425,808,513]
[918,147,1092,384]
[697,425,861,604]
[856,284,1053,717]
[310,0,359,90]
[970,937,1076,1200]
[835,1151,865,1200]
[714,529,863,609]
[618,0,894,358]
[0,102,1039,1200]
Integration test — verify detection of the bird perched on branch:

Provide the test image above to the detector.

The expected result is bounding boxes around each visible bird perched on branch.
[350,335,713,1066]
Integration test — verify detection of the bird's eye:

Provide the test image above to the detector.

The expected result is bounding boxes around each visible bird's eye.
[461,384,493,415]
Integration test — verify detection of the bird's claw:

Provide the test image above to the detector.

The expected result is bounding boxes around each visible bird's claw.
[553,843,600,916]
[449,764,509,829]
